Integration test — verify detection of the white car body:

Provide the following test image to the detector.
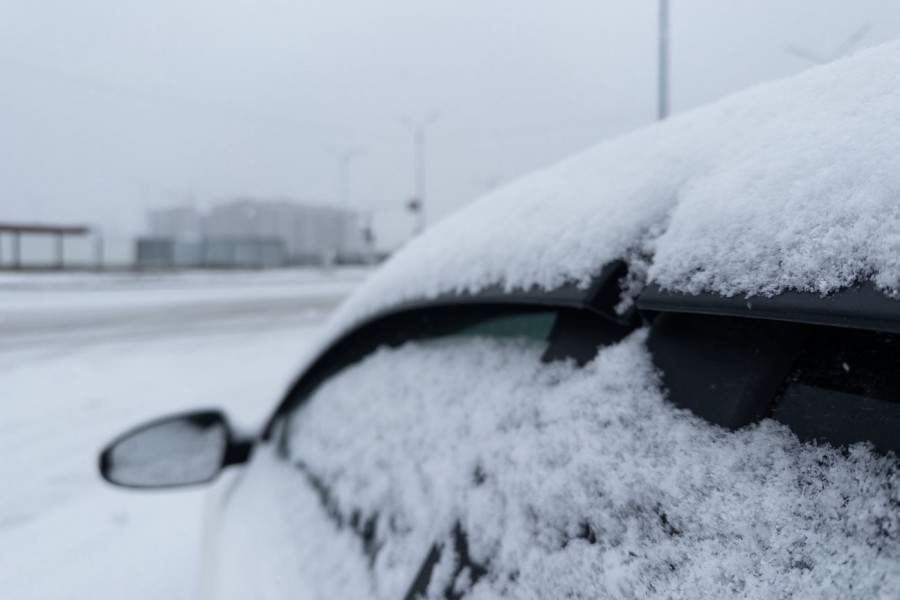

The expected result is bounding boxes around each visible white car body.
[103,40,900,600]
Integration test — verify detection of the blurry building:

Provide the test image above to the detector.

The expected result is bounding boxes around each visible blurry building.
[205,199,364,263]
[139,198,365,268]
[146,205,204,239]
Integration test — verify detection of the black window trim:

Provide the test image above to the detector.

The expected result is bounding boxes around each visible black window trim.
[262,261,637,440]
[638,281,900,334]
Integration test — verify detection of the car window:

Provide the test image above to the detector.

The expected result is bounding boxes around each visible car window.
[771,326,900,453]
[645,308,900,454]
[274,309,560,599]
[250,307,900,600]
[445,311,557,342]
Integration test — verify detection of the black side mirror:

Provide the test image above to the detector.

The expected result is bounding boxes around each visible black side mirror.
[99,410,252,489]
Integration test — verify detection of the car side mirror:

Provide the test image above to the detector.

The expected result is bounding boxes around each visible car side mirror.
[99,410,252,489]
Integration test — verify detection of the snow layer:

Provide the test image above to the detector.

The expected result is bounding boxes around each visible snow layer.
[211,48,900,597]
[319,41,900,349]
[216,334,900,600]
[0,270,358,600]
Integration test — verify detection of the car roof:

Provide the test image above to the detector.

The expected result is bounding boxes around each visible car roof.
[297,40,900,373]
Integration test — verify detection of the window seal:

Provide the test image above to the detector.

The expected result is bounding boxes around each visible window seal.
[638,281,900,333]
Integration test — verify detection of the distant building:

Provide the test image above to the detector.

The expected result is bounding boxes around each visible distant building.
[146,205,204,239]
[140,198,366,268]
[205,199,364,263]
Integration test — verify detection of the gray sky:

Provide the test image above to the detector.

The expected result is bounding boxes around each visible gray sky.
[2,1,899,247]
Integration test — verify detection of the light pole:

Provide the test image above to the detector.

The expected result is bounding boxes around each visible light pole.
[402,112,439,235]
[658,0,670,120]
[326,146,365,260]
[326,146,365,209]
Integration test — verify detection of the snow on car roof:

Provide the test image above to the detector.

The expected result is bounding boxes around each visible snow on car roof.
[327,40,900,342]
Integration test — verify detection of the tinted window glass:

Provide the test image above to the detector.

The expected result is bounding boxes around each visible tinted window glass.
[787,327,900,404]
[772,326,900,453]
[447,311,557,343]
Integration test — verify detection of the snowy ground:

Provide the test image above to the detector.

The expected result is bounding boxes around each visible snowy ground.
[0,268,367,599]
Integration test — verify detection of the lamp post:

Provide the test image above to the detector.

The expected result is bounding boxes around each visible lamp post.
[658,0,670,120]
[402,112,439,235]
[326,146,365,209]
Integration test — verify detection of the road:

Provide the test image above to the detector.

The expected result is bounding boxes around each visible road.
[0,269,361,350]
[0,268,366,599]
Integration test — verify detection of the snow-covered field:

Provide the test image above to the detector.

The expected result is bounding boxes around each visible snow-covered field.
[0,268,367,599]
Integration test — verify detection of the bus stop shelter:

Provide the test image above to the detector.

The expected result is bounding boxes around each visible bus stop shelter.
[0,223,92,269]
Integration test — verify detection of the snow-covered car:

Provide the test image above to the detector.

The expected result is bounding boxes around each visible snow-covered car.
[99,42,900,600]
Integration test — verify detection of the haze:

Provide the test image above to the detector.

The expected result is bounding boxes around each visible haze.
[2,0,898,248]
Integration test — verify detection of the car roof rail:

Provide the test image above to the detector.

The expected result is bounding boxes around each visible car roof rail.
[637,281,900,333]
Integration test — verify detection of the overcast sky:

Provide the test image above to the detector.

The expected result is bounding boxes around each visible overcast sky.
[2,1,899,247]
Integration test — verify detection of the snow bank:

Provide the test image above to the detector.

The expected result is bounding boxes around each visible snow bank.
[218,334,900,599]
[320,40,900,347]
